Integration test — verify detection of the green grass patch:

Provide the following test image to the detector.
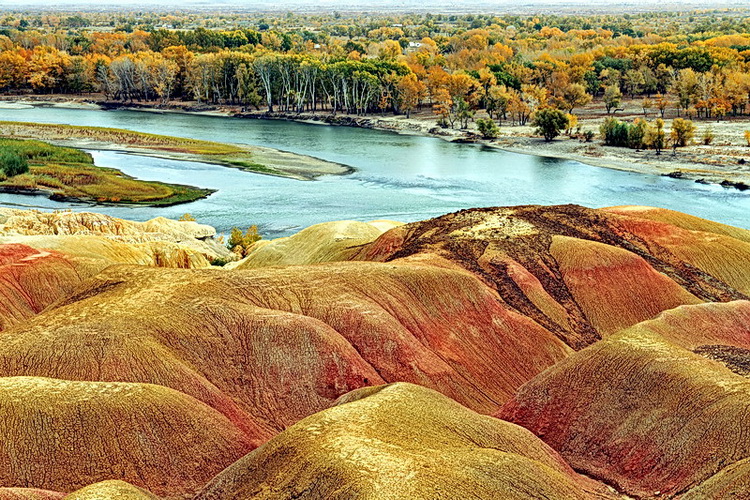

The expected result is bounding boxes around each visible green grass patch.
[0,138,211,206]
[225,159,284,176]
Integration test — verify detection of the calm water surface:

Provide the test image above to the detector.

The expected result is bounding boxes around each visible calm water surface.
[1,106,748,237]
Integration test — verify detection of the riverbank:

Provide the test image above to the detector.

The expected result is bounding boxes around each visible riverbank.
[0,137,215,206]
[0,119,352,181]
[236,109,750,189]
[3,95,750,189]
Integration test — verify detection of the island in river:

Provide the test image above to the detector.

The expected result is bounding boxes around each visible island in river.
[0,120,352,206]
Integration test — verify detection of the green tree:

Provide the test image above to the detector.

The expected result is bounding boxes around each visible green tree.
[476,118,499,139]
[454,97,475,129]
[600,117,630,147]
[532,108,569,142]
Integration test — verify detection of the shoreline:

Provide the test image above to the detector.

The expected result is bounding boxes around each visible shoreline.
[0,184,216,208]
[3,95,750,190]
[0,100,354,181]
[233,110,750,189]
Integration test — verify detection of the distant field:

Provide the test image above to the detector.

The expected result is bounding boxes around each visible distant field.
[0,138,212,205]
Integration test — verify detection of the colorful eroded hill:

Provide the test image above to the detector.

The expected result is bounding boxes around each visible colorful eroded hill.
[0,204,748,498]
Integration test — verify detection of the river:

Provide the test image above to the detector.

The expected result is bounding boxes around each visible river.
[1,106,748,238]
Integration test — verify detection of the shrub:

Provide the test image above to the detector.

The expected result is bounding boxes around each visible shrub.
[0,148,29,177]
[532,108,569,142]
[670,118,696,147]
[228,225,262,256]
[178,213,196,221]
[600,117,630,147]
[745,130,750,146]
[475,118,500,139]
[702,127,715,145]
[628,118,648,149]
[583,130,595,142]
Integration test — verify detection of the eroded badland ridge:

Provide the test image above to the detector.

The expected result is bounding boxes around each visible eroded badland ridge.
[0,204,749,498]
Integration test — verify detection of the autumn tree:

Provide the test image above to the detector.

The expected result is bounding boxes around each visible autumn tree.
[670,118,695,148]
[0,49,29,90]
[236,63,261,109]
[432,87,453,126]
[603,85,622,114]
[654,94,670,118]
[561,83,591,113]
[565,113,578,136]
[641,97,653,117]
[623,69,645,98]
[485,85,512,120]
[397,73,426,118]
[645,118,666,155]
[228,225,262,257]
[671,68,700,116]
[253,54,277,112]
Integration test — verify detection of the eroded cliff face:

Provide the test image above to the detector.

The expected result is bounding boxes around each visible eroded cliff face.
[0,209,232,331]
[499,301,750,498]
[234,219,402,269]
[0,208,230,265]
[0,376,255,498]
[0,205,749,499]
[354,204,750,349]
[0,258,571,425]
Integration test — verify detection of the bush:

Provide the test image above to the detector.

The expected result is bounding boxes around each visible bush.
[532,108,569,142]
[0,149,29,178]
[745,130,750,146]
[228,225,262,257]
[582,130,595,142]
[670,118,696,147]
[600,117,630,147]
[178,213,196,221]
[210,256,231,266]
[702,127,715,145]
[628,118,648,149]
[476,118,500,139]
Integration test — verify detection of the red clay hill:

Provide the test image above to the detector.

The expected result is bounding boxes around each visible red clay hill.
[0,204,748,498]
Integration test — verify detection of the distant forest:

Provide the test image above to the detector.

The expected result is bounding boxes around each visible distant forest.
[1,8,750,124]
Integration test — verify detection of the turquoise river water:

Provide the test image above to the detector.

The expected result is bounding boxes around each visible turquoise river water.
[0,106,748,237]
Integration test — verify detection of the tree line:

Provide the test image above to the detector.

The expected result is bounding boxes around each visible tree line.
[2,22,750,124]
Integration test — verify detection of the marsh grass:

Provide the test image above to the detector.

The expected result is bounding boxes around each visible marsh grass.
[0,138,211,205]
[0,121,293,177]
